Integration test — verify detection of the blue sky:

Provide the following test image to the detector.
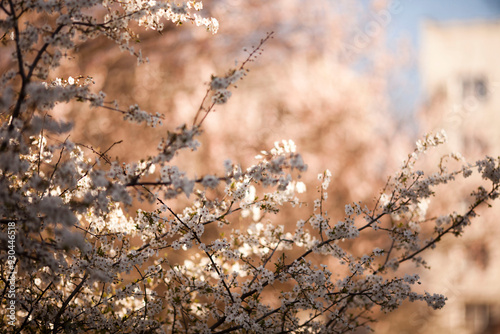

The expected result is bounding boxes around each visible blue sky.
[383,0,500,116]
[389,0,500,47]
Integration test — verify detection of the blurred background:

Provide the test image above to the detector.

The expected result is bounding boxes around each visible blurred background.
[49,0,500,333]
[377,1,500,334]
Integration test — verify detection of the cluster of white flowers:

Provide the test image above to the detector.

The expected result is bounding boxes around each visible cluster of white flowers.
[415,130,447,154]
[1,1,500,333]
[210,69,245,104]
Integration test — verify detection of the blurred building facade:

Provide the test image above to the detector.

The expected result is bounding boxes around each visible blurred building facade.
[420,20,500,155]
[418,19,500,334]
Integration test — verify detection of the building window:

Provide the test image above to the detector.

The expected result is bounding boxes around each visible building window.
[465,303,500,334]
[465,303,490,333]
[462,76,488,102]
[466,241,489,270]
